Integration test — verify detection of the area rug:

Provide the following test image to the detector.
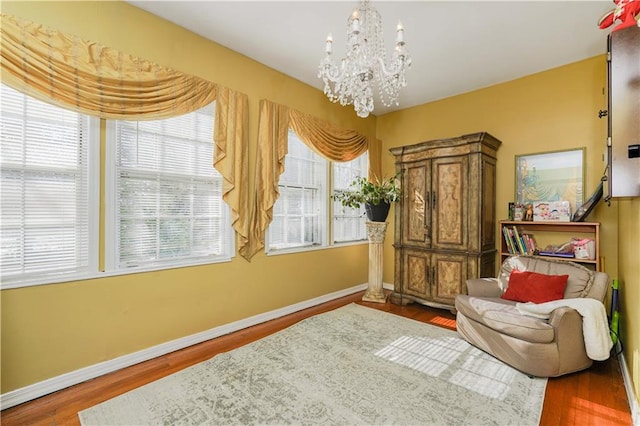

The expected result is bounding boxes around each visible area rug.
[78,303,547,425]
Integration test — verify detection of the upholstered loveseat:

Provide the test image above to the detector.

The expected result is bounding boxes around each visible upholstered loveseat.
[455,256,611,377]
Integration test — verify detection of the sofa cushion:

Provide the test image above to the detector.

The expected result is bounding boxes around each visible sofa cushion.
[499,256,595,299]
[500,271,569,303]
[455,295,555,343]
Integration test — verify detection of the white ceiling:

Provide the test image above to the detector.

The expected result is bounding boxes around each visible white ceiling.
[126,1,615,116]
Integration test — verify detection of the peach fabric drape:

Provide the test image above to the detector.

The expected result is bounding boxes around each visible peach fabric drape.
[288,105,380,177]
[288,109,368,162]
[0,13,217,119]
[241,101,290,260]
[242,100,380,260]
[1,13,250,255]
[214,87,250,255]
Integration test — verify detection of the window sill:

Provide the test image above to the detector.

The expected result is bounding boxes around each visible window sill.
[266,240,367,257]
[0,256,233,290]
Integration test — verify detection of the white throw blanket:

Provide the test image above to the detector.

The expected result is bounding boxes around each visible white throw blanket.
[516,298,613,361]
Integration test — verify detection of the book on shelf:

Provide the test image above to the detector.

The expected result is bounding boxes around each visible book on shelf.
[502,226,515,253]
[512,226,527,254]
[502,225,538,255]
[522,233,538,254]
[538,251,575,258]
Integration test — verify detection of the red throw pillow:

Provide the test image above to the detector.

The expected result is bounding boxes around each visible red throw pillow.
[501,270,569,304]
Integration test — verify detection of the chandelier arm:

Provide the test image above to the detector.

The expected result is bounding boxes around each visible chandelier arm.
[375,56,408,78]
[321,62,347,84]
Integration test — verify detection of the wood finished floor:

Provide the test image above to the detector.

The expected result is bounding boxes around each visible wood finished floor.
[1,291,632,426]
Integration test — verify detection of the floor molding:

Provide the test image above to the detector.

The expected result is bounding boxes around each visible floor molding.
[0,283,368,410]
[618,350,639,425]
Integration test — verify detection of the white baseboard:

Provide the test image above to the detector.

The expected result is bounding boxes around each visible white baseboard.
[0,283,368,410]
[618,350,640,425]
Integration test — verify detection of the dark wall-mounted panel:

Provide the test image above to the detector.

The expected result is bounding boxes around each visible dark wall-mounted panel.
[610,26,640,197]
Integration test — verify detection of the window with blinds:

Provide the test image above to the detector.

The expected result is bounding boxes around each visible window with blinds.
[0,84,99,287]
[268,130,327,251]
[333,152,368,243]
[106,102,232,270]
[268,131,370,254]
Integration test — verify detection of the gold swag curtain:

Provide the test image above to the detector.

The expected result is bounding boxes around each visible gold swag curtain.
[0,13,217,119]
[0,13,250,252]
[288,105,381,175]
[241,99,381,261]
[241,101,290,260]
[288,109,368,162]
[214,87,250,255]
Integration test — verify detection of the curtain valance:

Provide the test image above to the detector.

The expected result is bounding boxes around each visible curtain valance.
[0,13,217,119]
[1,13,250,255]
[288,109,368,162]
[288,105,381,179]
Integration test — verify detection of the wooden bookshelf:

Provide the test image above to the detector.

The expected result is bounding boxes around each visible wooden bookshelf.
[499,220,600,271]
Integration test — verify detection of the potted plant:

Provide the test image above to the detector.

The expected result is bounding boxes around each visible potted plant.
[332,175,401,222]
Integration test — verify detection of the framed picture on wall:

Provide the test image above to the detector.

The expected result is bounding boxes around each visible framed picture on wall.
[515,148,585,216]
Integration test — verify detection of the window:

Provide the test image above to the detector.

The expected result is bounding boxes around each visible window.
[267,130,369,254]
[106,102,232,271]
[268,130,327,251]
[0,84,99,287]
[333,152,368,243]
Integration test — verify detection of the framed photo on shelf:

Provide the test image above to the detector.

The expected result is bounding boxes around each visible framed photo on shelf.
[515,148,585,216]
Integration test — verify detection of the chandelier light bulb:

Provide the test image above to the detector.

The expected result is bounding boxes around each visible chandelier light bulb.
[351,9,361,33]
[396,22,404,43]
[318,0,411,118]
[325,33,333,53]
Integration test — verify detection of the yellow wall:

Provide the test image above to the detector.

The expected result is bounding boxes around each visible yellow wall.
[377,55,619,287]
[377,56,637,405]
[618,199,640,403]
[0,1,372,393]
[1,0,638,408]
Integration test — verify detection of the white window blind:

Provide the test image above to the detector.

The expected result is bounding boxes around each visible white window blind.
[0,84,98,287]
[107,102,232,270]
[268,130,327,251]
[333,152,368,242]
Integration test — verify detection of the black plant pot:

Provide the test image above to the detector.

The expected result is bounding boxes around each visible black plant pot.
[365,202,391,222]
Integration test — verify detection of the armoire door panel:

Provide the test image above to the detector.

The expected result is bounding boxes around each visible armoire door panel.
[432,254,466,304]
[404,251,430,298]
[403,162,431,247]
[431,156,468,250]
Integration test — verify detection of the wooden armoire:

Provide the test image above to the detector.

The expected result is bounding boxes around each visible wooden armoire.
[390,132,501,310]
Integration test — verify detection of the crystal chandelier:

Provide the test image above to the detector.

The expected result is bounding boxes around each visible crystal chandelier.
[318,0,412,118]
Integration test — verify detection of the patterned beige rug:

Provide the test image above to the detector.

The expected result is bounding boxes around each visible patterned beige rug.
[79,303,547,425]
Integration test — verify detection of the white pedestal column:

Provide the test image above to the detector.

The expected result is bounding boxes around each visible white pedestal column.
[362,221,388,303]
